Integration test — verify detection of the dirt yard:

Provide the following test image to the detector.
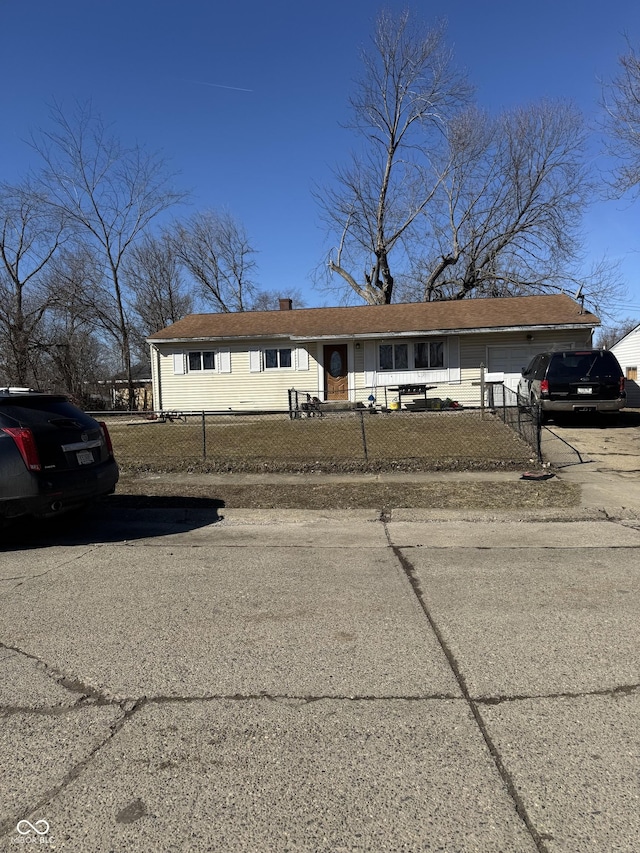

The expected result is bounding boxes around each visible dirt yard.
[115,476,580,512]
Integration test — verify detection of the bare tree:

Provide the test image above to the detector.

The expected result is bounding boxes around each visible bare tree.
[409,101,592,301]
[601,39,640,196]
[170,210,257,312]
[249,288,307,311]
[321,10,600,306]
[0,181,66,386]
[124,233,192,365]
[321,9,470,304]
[595,316,638,349]
[43,245,123,393]
[37,316,110,403]
[31,101,186,403]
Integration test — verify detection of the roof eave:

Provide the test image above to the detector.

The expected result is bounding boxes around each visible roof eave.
[291,322,598,341]
[148,320,599,345]
[147,333,295,344]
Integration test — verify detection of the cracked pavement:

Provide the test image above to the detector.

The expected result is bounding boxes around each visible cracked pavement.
[1,473,640,850]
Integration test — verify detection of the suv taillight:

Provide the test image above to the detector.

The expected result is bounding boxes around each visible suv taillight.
[619,376,625,395]
[1,427,42,471]
[540,379,549,396]
[99,422,114,455]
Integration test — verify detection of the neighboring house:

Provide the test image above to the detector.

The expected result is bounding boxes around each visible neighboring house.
[147,295,599,412]
[108,379,153,410]
[611,323,640,407]
[96,365,153,410]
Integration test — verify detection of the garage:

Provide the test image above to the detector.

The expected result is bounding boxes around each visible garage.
[488,343,575,393]
[487,346,544,392]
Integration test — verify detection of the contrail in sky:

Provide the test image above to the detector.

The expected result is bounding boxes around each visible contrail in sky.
[189,79,253,93]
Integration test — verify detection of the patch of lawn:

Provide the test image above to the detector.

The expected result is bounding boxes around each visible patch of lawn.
[107,410,537,473]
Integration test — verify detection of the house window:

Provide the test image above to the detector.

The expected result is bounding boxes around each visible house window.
[188,351,216,371]
[378,341,444,371]
[627,366,638,381]
[414,341,444,369]
[379,343,408,371]
[265,348,292,369]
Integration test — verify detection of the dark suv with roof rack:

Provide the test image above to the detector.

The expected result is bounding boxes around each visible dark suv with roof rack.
[0,388,118,525]
[517,349,626,420]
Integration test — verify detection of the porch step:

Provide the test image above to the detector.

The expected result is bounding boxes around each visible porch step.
[321,401,358,411]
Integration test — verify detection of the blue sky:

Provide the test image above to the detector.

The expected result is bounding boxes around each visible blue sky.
[1,0,639,323]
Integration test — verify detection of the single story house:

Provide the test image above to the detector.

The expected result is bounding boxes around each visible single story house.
[147,294,599,412]
[611,323,640,407]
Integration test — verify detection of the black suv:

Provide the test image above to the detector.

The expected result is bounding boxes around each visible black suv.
[517,349,626,419]
[0,389,119,524]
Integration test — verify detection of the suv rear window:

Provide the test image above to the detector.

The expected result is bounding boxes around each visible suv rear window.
[547,351,622,382]
[0,396,94,428]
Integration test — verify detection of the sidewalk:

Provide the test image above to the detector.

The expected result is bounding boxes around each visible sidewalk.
[1,450,639,850]
[118,458,640,520]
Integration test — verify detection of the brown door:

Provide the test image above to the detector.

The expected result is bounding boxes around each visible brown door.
[324,344,349,400]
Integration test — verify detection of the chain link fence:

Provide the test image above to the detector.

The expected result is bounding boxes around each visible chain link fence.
[485,382,588,468]
[485,382,542,463]
[92,401,542,474]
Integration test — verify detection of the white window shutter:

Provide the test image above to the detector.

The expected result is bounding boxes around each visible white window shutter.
[249,348,262,372]
[295,347,309,371]
[217,348,231,373]
[363,342,376,386]
[364,342,375,371]
[173,353,185,375]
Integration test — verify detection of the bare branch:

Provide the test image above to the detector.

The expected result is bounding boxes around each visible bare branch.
[0,182,68,385]
[601,38,640,196]
[318,9,469,304]
[30,101,187,398]
[169,210,257,313]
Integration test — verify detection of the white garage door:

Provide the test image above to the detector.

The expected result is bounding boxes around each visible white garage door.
[487,346,544,392]
[488,344,576,392]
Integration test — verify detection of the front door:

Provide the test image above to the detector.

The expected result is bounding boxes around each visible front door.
[324,344,349,401]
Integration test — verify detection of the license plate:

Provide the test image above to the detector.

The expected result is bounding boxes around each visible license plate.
[577,387,593,395]
[76,449,94,465]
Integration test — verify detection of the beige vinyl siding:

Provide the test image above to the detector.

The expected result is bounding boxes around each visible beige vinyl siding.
[154,342,318,411]
[460,330,587,371]
[151,329,593,411]
[357,331,590,408]
[353,344,369,406]
[457,331,591,404]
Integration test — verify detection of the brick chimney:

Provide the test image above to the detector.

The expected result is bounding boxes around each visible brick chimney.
[279,298,293,311]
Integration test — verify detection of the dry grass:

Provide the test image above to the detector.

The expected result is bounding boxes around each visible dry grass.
[115,478,581,510]
[106,410,536,474]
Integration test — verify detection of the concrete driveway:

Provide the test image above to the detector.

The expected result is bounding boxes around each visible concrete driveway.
[1,490,639,852]
[542,409,640,472]
[541,409,640,514]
